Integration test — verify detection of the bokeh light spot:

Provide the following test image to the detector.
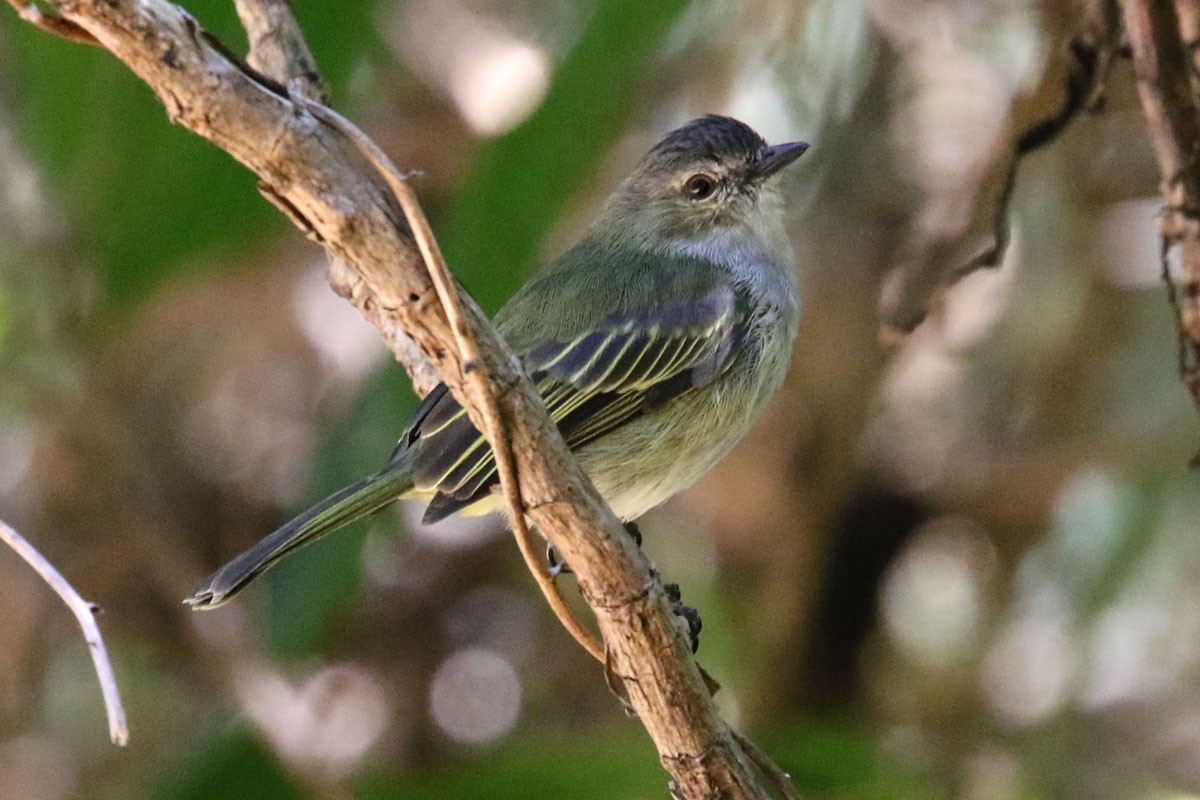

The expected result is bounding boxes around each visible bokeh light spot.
[429,648,522,746]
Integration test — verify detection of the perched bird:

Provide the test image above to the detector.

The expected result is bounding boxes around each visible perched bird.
[187,115,808,609]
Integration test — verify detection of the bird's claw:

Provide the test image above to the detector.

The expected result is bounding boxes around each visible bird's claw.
[546,543,573,580]
[623,521,643,548]
[664,582,702,653]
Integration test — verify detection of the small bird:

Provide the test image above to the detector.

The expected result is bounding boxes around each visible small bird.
[187,115,808,609]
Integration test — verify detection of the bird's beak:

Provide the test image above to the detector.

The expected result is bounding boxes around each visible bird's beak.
[751,141,809,181]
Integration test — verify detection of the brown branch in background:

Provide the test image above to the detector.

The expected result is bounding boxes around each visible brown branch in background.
[0,519,128,746]
[876,0,1122,338]
[1121,0,1200,459]
[969,1,1121,275]
[12,0,785,796]
[1177,0,1200,49]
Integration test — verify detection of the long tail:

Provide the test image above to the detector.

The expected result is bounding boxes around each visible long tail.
[185,462,413,609]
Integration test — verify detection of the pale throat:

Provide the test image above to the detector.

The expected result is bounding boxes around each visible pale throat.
[663,221,796,300]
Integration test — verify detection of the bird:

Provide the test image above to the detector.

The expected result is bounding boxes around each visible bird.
[186,115,808,609]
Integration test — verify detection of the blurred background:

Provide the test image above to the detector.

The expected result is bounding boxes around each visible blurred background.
[0,0,1196,798]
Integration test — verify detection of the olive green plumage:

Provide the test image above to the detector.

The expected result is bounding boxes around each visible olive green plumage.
[187,115,807,609]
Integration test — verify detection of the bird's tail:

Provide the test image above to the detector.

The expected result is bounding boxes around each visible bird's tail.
[185,460,414,609]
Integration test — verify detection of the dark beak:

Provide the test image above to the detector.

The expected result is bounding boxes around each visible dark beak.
[751,141,809,181]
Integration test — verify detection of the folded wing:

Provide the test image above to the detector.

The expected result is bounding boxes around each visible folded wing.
[403,286,740,523]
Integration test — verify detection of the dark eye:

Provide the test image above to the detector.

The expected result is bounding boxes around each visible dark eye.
[684,173,717,201]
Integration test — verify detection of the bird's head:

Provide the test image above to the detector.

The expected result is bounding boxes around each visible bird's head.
[596,115,808,248]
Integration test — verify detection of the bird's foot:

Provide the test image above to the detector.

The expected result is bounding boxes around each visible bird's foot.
[663,582,702,653]
[546,542,572,579]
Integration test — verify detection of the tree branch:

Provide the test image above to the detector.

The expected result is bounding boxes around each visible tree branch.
[16,0,782,795]
[0,519,128,746]
[232,0,326,102]
[1121,0,1200,458]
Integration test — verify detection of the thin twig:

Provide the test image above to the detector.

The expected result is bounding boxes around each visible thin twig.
[732,730,800,800]
[5,0,98,44]
[0,519,128,746]
[233,0,327,102]
[292,96,606,664]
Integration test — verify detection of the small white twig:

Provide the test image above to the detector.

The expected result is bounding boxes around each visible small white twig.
[0,518,129,746]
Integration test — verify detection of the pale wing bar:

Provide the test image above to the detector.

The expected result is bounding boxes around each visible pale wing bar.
[410,287,739,523]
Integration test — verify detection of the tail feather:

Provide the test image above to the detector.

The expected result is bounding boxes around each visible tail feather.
[186,464,412,609]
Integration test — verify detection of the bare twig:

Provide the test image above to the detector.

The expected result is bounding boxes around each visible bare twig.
[233,0,326,102]
[0,519,128,746]
[732,730,801,800]
[5,0,98,44]
[11,1,778,796]
[1121,0,1200,457]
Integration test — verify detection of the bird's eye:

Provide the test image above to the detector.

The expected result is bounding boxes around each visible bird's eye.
[683,173,717,201]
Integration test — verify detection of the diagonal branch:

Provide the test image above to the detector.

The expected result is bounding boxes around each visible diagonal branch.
[1121,0,1200,459]
[14,0,783,796]
[0,519,128,746]
[292,95,606,664]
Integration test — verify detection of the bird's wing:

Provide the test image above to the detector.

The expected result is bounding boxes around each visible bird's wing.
[404,285,740,523]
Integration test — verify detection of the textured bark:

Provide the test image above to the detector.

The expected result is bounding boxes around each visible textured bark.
[1122,0,1200,428]
[22,0,776,795]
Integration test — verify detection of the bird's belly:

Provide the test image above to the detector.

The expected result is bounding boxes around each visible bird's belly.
[577,375,778,520]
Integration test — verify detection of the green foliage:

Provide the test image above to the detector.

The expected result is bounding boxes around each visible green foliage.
[149,727,305,800]
[356,729,659,800]
[287,0,392,90]
[0,279,9,355]
[352,721,936,800]
[763,723,933,799]
[6,19,272,305]
[441,0,691,314]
